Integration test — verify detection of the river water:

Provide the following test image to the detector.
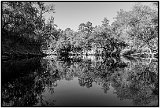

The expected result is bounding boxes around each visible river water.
[1,55,158,106]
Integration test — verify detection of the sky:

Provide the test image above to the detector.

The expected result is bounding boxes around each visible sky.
[44,2,153,31]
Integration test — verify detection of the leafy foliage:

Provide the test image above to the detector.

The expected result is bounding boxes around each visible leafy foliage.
[2,2,56,57]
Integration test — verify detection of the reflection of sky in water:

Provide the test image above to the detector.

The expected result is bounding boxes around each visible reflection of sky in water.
[2,55,158,106]
[36,55,158,106]
[39,77,133,106]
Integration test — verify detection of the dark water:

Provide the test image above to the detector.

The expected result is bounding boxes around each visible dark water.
[1,55,158,106]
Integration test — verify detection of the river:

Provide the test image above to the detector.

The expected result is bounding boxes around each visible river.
[1,55,158,106]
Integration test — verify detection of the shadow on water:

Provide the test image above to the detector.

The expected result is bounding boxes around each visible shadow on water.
[1,54,158,106]
[2,58,42,83]
[1,58,46,106]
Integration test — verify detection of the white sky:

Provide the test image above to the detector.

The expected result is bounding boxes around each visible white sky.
[43,2,154,31]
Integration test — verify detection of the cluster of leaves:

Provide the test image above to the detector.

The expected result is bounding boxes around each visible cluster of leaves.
[112,3,158,52]
[54,19,128,56]
[2,2,57,56]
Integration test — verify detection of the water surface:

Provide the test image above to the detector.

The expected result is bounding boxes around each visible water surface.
[1,55,158,106]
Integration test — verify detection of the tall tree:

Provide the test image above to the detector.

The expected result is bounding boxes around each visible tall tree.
[112,3,158,51]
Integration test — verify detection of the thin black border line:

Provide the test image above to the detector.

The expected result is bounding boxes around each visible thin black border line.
[1,0,159,1]
[1,1,159,107]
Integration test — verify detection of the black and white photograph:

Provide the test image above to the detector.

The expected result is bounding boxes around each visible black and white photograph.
[1,1,159,107]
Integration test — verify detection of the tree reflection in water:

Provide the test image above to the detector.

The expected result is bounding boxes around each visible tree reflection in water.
[1,55,158,106]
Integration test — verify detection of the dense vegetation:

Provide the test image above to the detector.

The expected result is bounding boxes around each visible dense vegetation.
[2,2,56,59]
[44,3,158,58]
[2,2,158,59]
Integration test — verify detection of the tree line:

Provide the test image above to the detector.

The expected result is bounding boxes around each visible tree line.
[2,2,158,59]
[45,2,158,57]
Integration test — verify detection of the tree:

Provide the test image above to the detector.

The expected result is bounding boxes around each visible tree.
[2,2,56,56]
[85,21,93,35]
[102,17,109,27]
[2,2,55,42]
[78,23,86,32]
[78,21,93,39]
[112,3,158,52]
